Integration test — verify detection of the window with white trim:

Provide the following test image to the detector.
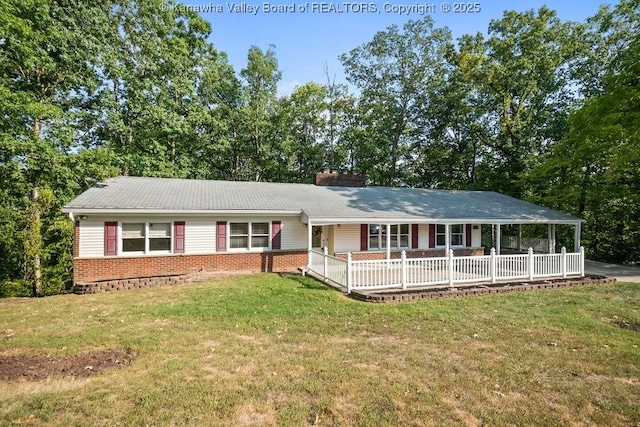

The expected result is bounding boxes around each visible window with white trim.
[122,223,145,252]
[230,222,270,250]
[122,222,172,253]
[436,224,464,247]
[149,223,171,251]
[369,224,409,250]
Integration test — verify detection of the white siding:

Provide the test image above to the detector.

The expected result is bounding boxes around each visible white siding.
[79,221,105,258]
[280,218,307,250]
[333,224,361,253]
[185,220,216,254]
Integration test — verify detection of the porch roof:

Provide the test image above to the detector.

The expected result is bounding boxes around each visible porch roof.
[63,176,582,224]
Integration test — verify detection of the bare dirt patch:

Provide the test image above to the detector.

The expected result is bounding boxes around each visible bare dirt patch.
[611,320,640,332]
[0,348,133,381]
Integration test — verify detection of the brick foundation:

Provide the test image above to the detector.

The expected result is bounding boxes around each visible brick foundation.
[335,247,484,260]
[73,250,308,284]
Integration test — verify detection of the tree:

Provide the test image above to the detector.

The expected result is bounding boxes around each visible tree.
[528,0,639,264]
[0,0,112,295]
[457,7,586,196]
[340,17,454,186]
[237,45,282,181]
[90,0,215,178]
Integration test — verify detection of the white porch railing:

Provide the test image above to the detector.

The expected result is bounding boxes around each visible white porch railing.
[309,248,349,286]
[307,247,585,293]
[501,235,550,253]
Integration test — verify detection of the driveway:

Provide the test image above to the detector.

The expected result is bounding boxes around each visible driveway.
[585,260,640,283]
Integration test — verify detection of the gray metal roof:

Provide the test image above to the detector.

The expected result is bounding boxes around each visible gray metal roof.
[63,176,582,224]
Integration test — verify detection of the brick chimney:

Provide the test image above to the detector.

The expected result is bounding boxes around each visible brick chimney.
[314,170,366,187]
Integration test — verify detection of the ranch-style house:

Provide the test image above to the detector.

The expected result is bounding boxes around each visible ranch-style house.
[63,173,585,292]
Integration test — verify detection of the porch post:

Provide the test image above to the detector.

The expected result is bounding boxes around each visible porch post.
[307,221,313,270]
[490,247,497,283]
[401,250,407,290]
[547,224,556,254]
[518,224,522,251]
[574,222,581,253]
[323,246,329,283]
[346,252,353,293]
[445,223,451,253]
[386,223,391,261]
[448,249,454,287]
[495,224,501,255]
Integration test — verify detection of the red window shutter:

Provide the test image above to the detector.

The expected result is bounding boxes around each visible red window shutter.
[360,224,368,251]
[271,221,282,250]
[216,221,227,252]
[104,222,117,256]
[411,224,419,249]
[466,224,472,247]
[428,224,436,248]
[174,221,185,254]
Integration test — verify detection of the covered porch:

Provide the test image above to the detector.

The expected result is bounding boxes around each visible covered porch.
[306,245,585,293]
[302,219,584,293]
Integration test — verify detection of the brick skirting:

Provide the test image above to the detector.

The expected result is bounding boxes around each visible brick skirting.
[73,250,308,284]
[335,247,485,260]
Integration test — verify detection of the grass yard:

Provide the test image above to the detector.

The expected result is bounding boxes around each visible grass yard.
[0,274,638,426]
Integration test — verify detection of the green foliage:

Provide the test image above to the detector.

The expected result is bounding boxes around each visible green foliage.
[526,0,639,264]
[1,1,639,296]
[340,17,454,185]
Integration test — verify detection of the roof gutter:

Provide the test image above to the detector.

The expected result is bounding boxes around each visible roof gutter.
[61,208,303,216]
[304,217,583,225]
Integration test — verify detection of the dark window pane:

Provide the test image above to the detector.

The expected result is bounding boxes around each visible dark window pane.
[436,235,446,246]
[252,222,269,235]
[369,236,379,249]
[251,236,269,248]
[230,223,248,235]
[400,224,409,234]
[123,238,144,252]
[400,236,409,247]
[149,238,170,251]
[230,236,248,249]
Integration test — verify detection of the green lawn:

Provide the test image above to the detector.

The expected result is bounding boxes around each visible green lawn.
[1,274,638,426]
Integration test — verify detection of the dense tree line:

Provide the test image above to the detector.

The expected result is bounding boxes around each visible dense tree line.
[1,0,638,296]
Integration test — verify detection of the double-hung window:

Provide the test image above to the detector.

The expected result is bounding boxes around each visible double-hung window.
[122,223,145,252]
[121,222,172,253]
[436,224,464,247]
[230,222,270,250]
[369,224,409,250]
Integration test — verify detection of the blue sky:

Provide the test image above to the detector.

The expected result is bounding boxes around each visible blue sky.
[183,0,616,94]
